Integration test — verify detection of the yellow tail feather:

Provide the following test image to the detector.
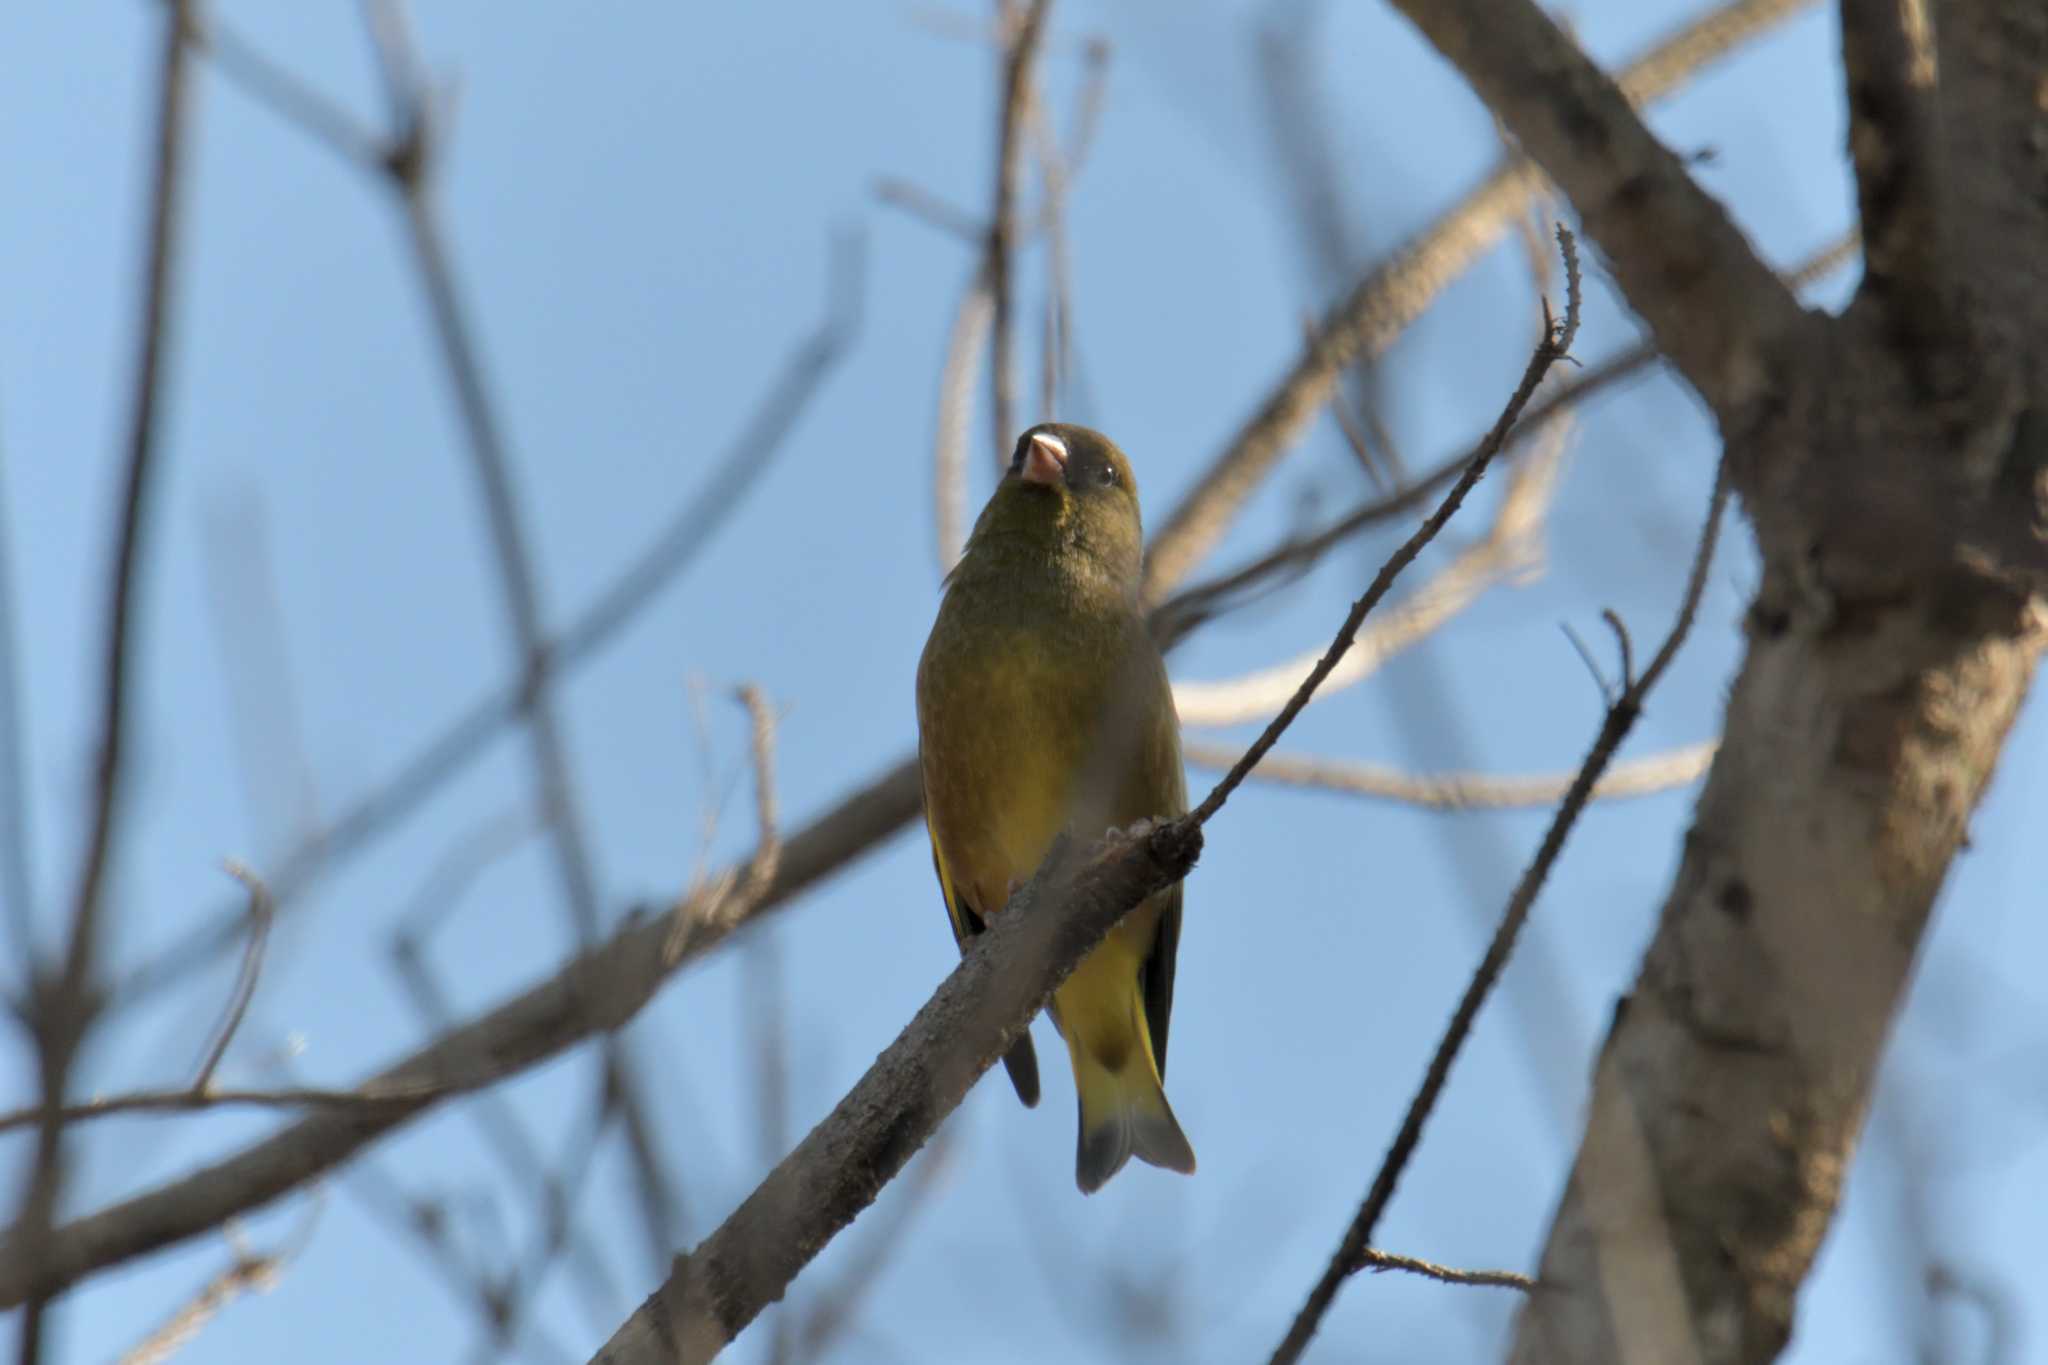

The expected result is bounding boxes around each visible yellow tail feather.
[1069,1013,1195,1194]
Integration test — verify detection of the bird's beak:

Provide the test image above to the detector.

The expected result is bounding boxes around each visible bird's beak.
[1021,431,1068,487]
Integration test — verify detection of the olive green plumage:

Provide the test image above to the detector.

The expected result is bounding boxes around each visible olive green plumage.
[916,422,1196,1194]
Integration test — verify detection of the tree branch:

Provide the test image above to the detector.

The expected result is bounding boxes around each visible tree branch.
[1384,0,1810,421]
[112,215,862,1019]
[12,4,196,1355]
[0,752,907,1309]
[987,0,1054,465]
[1172,418,1568,728]
[591,820,1204,1365]
[1140,0,1817,599]
[1272,456,1734,1365]
[1839,0,1951,342]
[1357,1247,1535,1293]
[1185,738,1716,811]
[590,237,1581,1364]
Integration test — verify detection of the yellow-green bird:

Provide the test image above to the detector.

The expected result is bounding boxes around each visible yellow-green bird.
[916,422,1196,1194]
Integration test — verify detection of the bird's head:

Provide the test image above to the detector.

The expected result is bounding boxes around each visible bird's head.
[970,423,1145,592]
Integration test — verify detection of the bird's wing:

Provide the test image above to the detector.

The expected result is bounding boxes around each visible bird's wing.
[924,809,982,948]
[923,802,1042,1107]
[1141,883,1182,1079]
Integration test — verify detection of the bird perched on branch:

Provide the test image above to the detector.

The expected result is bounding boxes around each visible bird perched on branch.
[916,422,1196,1193]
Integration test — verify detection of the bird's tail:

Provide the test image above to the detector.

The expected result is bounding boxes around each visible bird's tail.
[1071,1035,1196,1195]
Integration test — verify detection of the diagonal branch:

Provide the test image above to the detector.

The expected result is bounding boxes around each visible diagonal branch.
[358,0,688,1278]
[0,749,908,1310]
[1155,226,1858,652]
[592,819,1203,1365]
[1172,418,1569,728]
[1383,0,1810,422]
[590,236,1581,1364]
[1140,0,1817,599]
[113,33,864,1015]
[1271,457,1735,1365]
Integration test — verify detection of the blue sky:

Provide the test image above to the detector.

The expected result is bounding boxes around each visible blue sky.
[3,2,2043,1362]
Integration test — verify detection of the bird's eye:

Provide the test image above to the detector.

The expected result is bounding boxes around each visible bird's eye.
[1099,464,1120,487]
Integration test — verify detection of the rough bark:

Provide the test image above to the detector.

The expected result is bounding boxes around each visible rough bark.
[1383,0,2046,1360]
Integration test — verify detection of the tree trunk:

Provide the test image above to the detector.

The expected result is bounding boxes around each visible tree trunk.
[1380,0,2048,1360]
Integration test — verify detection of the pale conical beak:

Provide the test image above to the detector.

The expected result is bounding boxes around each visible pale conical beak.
[1021,431,1068,486]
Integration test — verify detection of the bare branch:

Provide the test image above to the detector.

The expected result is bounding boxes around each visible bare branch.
[190,863,275,1092]
[933,268,992,575]
[355,0,691,1278]
[1185,738,1716,811]
[1357,1247,1535,1293]
[874,177,983,241]
[13,4,197,1353]
[667,687,780,958]
[1191,228,1580,826]
[113,219,861,1019]
[0,1085,447,1133]
[794,1135,957,1359]
[1140,0,1818,600]
[588,237,1580,1364]
[1172,416,1569,728]
[115,1212,318,1365]
[1272,458,1734,1365]
[6,305,1573,1301]
[171,4,382,172]
[1154,224,1858,656]
[0,755,921,1308]
[591,819,1204,1364]
[987,0,1054,464]
[1384,0,1808,419]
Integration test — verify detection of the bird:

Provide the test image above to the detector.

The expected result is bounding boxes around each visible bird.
[916,421,1196,1194]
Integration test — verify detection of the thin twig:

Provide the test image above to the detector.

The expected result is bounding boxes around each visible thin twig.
[668,688,780,961]
[190,862,276,1091]
[987,0,1055,465]
[590,236,1583,1365]
[1172,416,1570,728]
[0,749,920,1307]
[934,267,993,575]
[1270,455,1735,1364]
[15,5,196,1356]
[1387,0,1806,420]
[384,817,626,1349]
[356,2,688,1277]
[1357,1247,1535,1293]
[874,178,984,241]
[1155,352,1626,650]
[0,1084,455,1133]
[1140,0,1817,600]
[1261,9,1404,488]
[1154,224,1858,651]
[117,1253,283,1365]
[1190,228,1580,828]
[1184,738,1716,811]
[480,1068,626,1359]
[171,4,382,171]
[115,1207,321,1365]
[112,154,861,1027]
